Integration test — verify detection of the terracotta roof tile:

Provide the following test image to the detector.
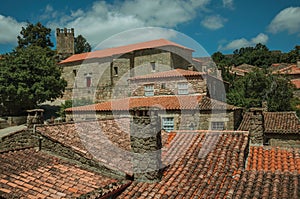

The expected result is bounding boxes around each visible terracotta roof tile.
[36,118,133,174]
[129,69,205,81]
[238,111,300,134]
[120,131,300,198]
[59,39,193,64]
[264,112,300,134]
[120,131,250,198]
[291,79,300,89]
[66,95,238,112]
[0,148,128,198]
[272,64,300,75]
[246,146,300,174]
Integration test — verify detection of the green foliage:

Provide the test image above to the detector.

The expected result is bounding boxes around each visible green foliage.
[74,35,92,54]
[17,22,53,50]
[57,98,93,118]
[213,44,299,69]
[0,45,67,115]
[226,69,295,111]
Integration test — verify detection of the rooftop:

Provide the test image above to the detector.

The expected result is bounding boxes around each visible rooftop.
[0,148,129,198]
[59,39,193,64]
[66,95,238,112]
[238,111,300,134]
[246,146,300,173]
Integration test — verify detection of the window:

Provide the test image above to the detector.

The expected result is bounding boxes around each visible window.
[86,76,92,87]
[162,117,174,132]
[144,84,154,96]
[113,66,118,76]
[211,122,225,130]
[177,82,188,95]
[161,83,166,89]
[73,69,77,77]
[150,62,156,72]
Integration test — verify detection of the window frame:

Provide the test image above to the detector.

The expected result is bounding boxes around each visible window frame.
[144,84,154,96]
[162,117,174,132]
[177,82,189,95]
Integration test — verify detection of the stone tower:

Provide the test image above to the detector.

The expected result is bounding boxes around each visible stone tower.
[56,28,75,60]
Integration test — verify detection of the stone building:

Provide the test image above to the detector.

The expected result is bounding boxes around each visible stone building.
[66,95,242,131]
[58,39,205,101]
[238,109,300,147]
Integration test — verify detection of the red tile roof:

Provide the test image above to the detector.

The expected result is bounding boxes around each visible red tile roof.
[0,148,128,198]
[121,132,250,198]
[129,69,205,81]
[264,112,300,134]
[291,79,300,89]
[272,64,300,75]
[238,111,300,134]
[246,146,300,174]
[36,118,133,174]
[66,95,238,112]
[59,39,193,64]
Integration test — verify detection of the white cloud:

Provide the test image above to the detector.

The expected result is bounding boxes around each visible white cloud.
[218,33,269,51]
[46,0,212,48]
[222,0,234,9]
[268,7,300,35]
[201,15,227,30]
[0,15,26,44]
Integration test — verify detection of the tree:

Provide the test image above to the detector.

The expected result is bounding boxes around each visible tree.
[17,22,53,50]
[0,45,67,115]
[226,69,295,111]
[74,35,91,54]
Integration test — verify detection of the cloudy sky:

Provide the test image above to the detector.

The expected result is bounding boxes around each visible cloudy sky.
[0,0,299,55]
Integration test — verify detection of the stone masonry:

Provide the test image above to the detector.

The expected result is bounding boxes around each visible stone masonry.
[249,108,264,145]
[130,107,162,182]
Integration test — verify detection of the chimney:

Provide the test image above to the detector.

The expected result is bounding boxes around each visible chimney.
[249,108,265,145]
[297,60,300,68]
[130,107,162,182]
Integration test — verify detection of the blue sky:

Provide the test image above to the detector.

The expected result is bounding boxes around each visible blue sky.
[0,0,299,56]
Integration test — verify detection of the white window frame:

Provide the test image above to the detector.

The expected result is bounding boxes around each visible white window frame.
[162,117,174,132]
[177,82,189,95]
[144,84,154,96]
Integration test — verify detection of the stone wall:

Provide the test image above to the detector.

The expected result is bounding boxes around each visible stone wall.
[130,77,206,97]
[266,134,300,148]
[67,110,237,131]
[61,48,193,101]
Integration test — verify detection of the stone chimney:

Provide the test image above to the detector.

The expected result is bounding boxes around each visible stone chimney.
[130,107,162,182]
[249,108,265,145]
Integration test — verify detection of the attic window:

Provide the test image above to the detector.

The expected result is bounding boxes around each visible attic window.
[150,62,156,72]
[73,69,77,77]
[114,66,118,76]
